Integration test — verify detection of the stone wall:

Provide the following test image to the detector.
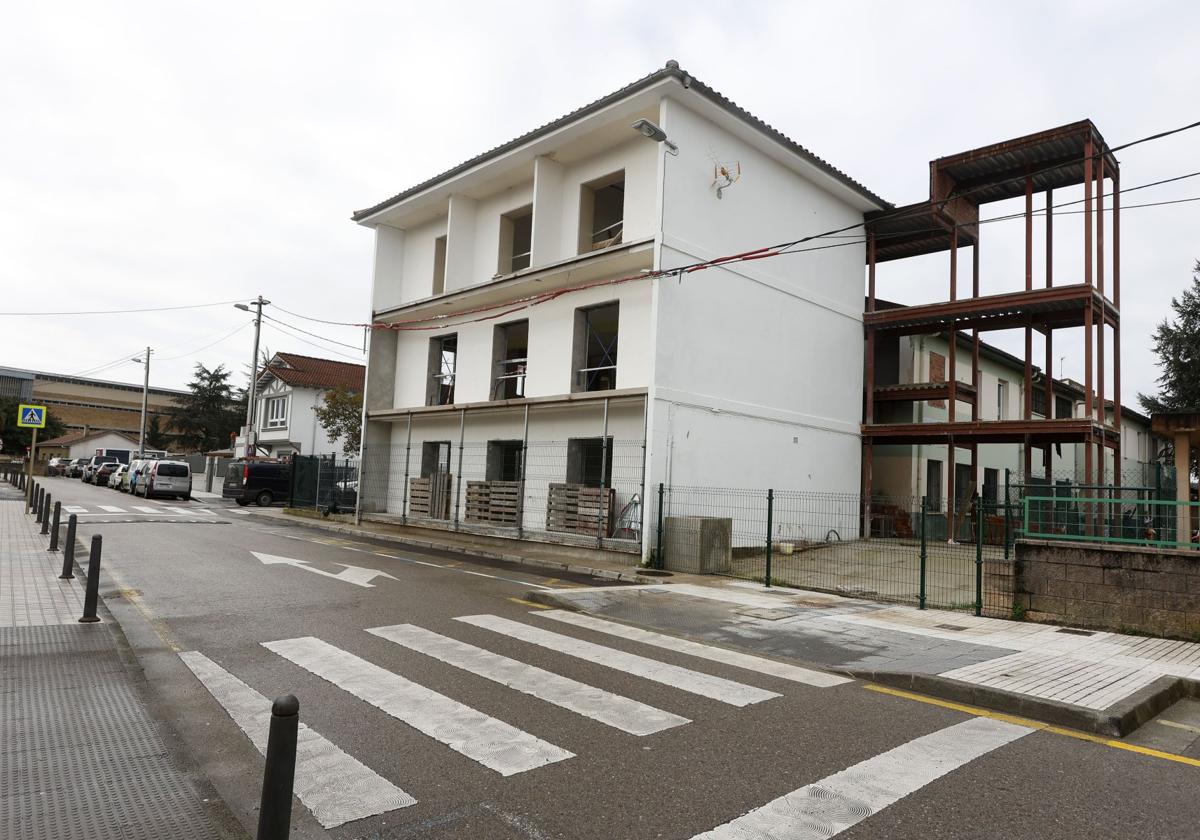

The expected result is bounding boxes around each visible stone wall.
[1015,539,1200,638]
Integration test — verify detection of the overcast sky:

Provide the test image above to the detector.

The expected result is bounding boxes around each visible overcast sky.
[2,1,1197,407]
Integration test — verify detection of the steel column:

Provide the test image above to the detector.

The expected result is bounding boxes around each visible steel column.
[597,398,610,547]
[518,403,530,539]
[400,415,412,524]
[946,437,956,542]
[453,409,465,528]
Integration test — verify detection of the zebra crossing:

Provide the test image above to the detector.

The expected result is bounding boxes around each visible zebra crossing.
[180,611,1027,835]
[61,503,250,517]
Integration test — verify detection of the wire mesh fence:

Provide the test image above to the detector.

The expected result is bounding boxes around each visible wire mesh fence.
[290,455,359,511]
[357,439,646,552]
[1020,496,1200,550]
[649,486,1015,616]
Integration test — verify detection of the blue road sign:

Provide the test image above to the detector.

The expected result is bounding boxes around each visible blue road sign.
[17,404,46,428]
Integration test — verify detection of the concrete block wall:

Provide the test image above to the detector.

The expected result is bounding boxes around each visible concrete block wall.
[1015,539,1200,638]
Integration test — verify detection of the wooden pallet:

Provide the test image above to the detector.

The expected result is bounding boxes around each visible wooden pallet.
[410,474,453,519]
[546,483,614,536]
[465,480,522,527]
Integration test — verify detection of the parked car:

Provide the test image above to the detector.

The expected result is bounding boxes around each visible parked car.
[142,460,192,501]
[93,462,119,487]
[45,457,68,476]
[125,459,150,493]
[82,455,119,484]
[107,464,128,489]
[65,458,89,478]
[223,459,290,507]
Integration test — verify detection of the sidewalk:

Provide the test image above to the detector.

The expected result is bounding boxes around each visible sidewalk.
[0,496,236,840]
[527,579,1200,737]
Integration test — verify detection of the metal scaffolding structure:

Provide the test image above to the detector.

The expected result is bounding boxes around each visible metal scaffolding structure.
[862,120,1121,535]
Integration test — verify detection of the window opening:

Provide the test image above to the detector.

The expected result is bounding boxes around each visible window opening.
[573,302,618,392]
[492,320,528,400]
[486,440,524,481]
[578,172,624,253]
[567,437,613,488]
[499,206,533,274]
[428,335,457,406]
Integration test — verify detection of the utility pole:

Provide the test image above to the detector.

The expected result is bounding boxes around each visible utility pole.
[235,296,270,457]
[133,347,152,457]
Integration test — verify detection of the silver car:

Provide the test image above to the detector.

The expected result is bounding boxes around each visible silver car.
[143,460,192,501]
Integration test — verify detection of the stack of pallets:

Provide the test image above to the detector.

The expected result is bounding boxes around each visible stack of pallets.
[465,480,522,527]
[546,483,614,537]
[409,474,453,520]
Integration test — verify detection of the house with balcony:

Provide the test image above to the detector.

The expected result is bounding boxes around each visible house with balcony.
[250,352,364,458]
[354,61,888,555]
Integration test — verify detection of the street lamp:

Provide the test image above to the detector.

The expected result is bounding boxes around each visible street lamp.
[631,119,678,156]
[131,348,152,457]
[236,296,270,456]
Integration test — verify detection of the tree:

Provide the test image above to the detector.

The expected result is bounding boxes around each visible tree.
[169,364,243,453]
[313,386,363,456]
[0,398,66,456]
[145,414,169,451]
[1139,260,1200,473]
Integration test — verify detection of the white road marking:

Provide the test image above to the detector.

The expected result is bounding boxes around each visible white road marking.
[369,623,690,736]
[455,615,779,707]
[227,508,251,515]
[179,651,415,827]
[252,552,398,588]
[97,505,126,513]
[538,610,851,688]
[692,717,1033,839]
[165,506,201,515]
[63,505,88,514]
[133,506,160,513]
[263,636,572,776]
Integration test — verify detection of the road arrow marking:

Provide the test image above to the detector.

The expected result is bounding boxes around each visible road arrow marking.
[252,552,398,588]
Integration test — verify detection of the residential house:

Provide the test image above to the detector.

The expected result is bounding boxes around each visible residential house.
[249,352,365,458]
[37,429,144,464]
[354,61,889,554]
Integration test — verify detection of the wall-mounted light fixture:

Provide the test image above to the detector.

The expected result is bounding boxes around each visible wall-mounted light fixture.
[632,119,678,156]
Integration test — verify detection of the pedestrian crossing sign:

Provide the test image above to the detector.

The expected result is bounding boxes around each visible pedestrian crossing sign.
[17,404,46,428]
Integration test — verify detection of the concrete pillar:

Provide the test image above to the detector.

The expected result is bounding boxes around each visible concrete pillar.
[1175,432,1191,544]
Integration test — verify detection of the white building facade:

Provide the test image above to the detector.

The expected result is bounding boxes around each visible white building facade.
[354,62,888,555]
[247,353,365,458]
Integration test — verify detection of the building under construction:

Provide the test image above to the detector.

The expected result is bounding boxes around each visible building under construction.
[862,120,1121,530]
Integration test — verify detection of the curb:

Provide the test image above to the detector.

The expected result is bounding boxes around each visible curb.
[244,510,666,584]
[524,588,1200,738]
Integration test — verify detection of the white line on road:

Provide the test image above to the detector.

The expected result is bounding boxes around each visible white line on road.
[63,505,88,514]
[133,506,159,513]
[369,623,690,736]
[455,615,779,707]
[179,650,416,828]
[97,505,126,513]
[692,717,1033,839]
[263,636,573,776]
[537,610,851,688]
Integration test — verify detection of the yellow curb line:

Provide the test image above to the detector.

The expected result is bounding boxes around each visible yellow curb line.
[508,597,552,610]
[863,684,1200,768]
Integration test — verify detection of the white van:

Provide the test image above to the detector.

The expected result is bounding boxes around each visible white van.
[144,460,192,501]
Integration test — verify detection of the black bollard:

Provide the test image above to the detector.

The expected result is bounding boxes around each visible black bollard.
[256,694,299,840]
[48,501,61,551]
[40,493,51,535]
[32,484,41,517]
[60,514,77,579]
[36,487,45,523]
[79,535,102,623]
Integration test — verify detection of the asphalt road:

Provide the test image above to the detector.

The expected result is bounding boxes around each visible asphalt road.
[38,476,1200,840]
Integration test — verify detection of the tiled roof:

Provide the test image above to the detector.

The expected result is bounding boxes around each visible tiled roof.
[352,60,889,222]
[258,352,365,392]
[39,429,140,447]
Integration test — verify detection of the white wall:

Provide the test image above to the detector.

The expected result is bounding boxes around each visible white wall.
[649,97,868,495]
[66,433,141,459]
[256,383,348,457]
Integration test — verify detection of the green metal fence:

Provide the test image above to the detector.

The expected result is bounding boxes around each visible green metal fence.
[1020,495,1200,550]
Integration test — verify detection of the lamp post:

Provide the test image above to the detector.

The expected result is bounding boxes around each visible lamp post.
[235,296,270,457]
[132,347,152,457]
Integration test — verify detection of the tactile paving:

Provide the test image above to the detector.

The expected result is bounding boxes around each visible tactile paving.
[1,624,218,839]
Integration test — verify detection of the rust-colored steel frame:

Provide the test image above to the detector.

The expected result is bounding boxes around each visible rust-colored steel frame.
[861,121,1121,537]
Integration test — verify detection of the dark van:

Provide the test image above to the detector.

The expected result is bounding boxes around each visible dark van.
[223,459,290,507]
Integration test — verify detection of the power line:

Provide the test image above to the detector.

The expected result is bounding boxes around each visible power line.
[68,349,144,378]
[260,319,363,360]
[157,322,252,361]
[272,303,365,327]
[0,299,245,317]
[260,313,362,350]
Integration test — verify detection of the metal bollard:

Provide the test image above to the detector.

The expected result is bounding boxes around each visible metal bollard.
[40,493,52,535]
[48,501,61,551]
[33,484,42,517]
[79,535,102,623]
[256,694,299,840]
[60,515,77,579]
